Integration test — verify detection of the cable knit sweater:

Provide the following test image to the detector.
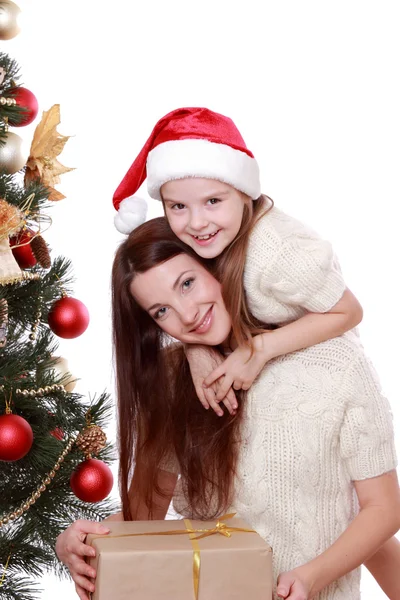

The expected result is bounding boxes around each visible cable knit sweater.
[172,333,397,600]
[244,205,346,324]
[170,208,397,599]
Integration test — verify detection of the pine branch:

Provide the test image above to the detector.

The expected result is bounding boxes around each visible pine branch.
[0,575,41,600]
[0,52,21,89]
[0,177,52,214]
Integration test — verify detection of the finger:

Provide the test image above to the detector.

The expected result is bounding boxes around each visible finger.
[217,384,238,413]
[233,380,243,390]
[74,573,95,594]
[226,388,238,409]
[76,540,97,559]
[67,540,96,561]
[74,520,110,537]
[215,376,234,401]
[204,386,221,407]
[75,583,90,600]
[71,555,96,579]
[205,390,224,417]
[222,397,236,415]
[203,366,224,388]
[195,386,210,410]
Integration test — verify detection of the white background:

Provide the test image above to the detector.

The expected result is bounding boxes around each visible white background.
[4,0,399,597]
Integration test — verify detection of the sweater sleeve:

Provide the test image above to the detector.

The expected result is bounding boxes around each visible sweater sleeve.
[339,353,397,481]
[259,234,346,313]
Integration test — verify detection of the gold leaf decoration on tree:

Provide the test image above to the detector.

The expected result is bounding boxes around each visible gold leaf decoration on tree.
[24,104,75,201]
[0,197,23,239]
[0,198,24,285]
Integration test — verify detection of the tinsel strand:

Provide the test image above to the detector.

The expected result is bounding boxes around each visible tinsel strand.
[0,436,76,528]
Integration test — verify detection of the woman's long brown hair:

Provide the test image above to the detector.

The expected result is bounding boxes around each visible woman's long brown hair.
[112,217,245,520]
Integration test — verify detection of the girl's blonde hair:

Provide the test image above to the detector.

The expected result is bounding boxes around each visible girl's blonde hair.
[215,194,274,347]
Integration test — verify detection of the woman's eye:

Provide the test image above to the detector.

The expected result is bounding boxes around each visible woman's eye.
[182,278,194,290]
[207,197,220,205]
[171,203,185,210]
[154,307,167,319]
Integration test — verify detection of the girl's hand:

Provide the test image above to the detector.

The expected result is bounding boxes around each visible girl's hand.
[276,568,313,600]
[203,334,269,401]
[185,345,238,416]
[55,519,110,600]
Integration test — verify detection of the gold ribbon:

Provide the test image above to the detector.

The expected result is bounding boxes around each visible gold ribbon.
[90,513,255,600]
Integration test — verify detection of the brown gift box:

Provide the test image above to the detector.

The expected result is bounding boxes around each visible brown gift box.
[86,515,272,600]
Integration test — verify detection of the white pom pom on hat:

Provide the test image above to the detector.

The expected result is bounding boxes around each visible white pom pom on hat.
[113,196,148,234]
[112,107,261,234]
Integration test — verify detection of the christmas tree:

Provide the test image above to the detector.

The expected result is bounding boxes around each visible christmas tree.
[0,6,117,599]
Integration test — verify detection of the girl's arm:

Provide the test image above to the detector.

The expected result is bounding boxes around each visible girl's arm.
[363,535,400,599]
[260,287,362,361]
[276,470,400,600]
[205,288,363,401]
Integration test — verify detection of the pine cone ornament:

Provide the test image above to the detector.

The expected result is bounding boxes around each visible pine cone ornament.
[75,424,107,458]
[30,234,51,268]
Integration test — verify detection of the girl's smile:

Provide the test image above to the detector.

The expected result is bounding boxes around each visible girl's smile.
[162,178,251,259]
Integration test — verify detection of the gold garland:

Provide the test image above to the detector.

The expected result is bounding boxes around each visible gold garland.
[0,436,75,528]
[0,384,66,397]
[0,271,41,286]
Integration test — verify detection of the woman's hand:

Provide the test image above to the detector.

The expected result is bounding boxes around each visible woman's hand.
[203,334,270,401]
[276,567,313,600]
[55,519,110,600]
[185,344,238,416]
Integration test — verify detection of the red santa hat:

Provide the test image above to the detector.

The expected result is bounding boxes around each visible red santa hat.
[113,107,261,234]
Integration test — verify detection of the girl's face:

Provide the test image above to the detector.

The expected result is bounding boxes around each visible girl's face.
[130,253,232,346]
[161,178,251,259]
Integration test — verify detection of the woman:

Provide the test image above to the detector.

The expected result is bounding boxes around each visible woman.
[56,218,400,600]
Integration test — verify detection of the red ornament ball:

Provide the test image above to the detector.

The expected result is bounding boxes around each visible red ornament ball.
[70,458,113,503]
[10,229,37,269]
[7,87,39,126]
[0,414,34,461]
[48,297,90,339]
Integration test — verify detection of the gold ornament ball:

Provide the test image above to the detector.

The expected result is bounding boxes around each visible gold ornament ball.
[0,131,29,174]
[0,0,21,40]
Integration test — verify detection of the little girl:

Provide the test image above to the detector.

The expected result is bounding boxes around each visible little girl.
[112,106,363,415]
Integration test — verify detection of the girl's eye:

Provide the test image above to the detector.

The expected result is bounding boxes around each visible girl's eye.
[154,307,168,320]
[171,203,185,210]
[207,197,220,205]
[182,277,194,291]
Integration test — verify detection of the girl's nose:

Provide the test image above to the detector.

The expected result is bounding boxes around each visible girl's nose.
[189,210,208,231]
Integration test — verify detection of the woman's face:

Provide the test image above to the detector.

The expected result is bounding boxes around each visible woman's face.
[130,253,232,346]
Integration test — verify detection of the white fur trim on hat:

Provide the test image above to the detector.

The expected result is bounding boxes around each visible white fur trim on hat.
[114,196,148,234]
[146,139,261,201]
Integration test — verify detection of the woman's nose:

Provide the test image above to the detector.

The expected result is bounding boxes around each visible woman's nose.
[179,304,200,327]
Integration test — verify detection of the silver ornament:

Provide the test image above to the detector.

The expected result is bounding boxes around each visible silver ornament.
[0,131,28,174]
[0,0,21,40]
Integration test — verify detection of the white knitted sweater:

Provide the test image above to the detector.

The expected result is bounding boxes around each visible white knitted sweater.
[244,205,346,324]
[172,334,397,600]
[171,209,397,599]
